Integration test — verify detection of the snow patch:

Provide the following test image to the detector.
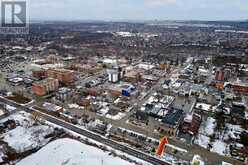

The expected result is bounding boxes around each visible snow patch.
[17,138,138,165]
[3,125,53,153]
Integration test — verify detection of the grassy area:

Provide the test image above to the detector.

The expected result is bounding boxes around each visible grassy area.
[6,94,32,104]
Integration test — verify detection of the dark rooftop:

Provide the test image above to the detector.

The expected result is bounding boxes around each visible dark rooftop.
[162,108,184,126]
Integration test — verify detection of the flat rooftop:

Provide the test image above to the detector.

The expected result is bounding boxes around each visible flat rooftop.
[33,78,57,85]
[162,108,183,126]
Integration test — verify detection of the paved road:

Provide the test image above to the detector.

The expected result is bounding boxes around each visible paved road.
[0,96,171,165]
[0,68,245,165]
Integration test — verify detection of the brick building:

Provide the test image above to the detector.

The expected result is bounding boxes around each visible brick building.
[180,113,202,135]
[47,68,76,85]
[232,84,248,93]
[32,69,47,79]
[32,78,59,96]
[215,68,225,81]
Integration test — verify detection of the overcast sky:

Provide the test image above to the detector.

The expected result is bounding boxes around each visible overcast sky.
[30,0,248,21]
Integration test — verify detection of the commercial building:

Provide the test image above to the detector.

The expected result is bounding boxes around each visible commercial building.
[180,113,201,135]
[124,70,141,83]
[7,77,23,85]
[77,99,91,107]
[107,84,136,97]
[47,68,76,85]
[107,67,125,83]
[215,68,225,81]
[56,87,72,101]
[107,69,119,83]
[122,85,135,97]
[32,69,47,79]
[232,84,248,93]
[32,78,59,96]
[159,108,184,136]
[42,102,63,112]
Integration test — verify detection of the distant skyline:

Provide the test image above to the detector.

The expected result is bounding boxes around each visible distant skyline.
[30,0,248,21]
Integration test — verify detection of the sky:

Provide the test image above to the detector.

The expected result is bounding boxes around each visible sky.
[29,0,248,21]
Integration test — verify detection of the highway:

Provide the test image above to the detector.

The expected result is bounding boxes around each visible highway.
[0,96,171,165]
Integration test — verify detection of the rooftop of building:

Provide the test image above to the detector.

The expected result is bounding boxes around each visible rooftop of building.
[33,77,57,85]
[58,87,71,93]
[48,68,75,73]
[162,108,184,126]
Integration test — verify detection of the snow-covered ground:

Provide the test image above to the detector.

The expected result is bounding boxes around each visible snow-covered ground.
[0,146,4,163]
[199,117,216,136]
[0,112,54,153]
[195,117,218,151]
[191,155,205,165]
[211,140,227,156]
[0,111,28,124]
[0,109,5,116]
[3,125,53,153]
[17,138,138,165]
[195,134,210,149]
[5,104,16,112]
[195,136,227,156]
[106,112,126,120]
[64,127,151,165]
[0,112,150,165]
[195,117,243,157]
[223,124,244,141]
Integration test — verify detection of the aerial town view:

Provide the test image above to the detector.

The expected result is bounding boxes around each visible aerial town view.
[0,0,248,165]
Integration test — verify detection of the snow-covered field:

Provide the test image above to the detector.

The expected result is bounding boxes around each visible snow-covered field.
[195,116,227,155]
[199,117,216,136]
[223,124,244,140]
[5,104,16,112]
[0,109,5,116]
[194,134,210,149]
[106,112,126,120]
[1,111,151,165]
[0,112,54,153]
[17,138,137,165]
[195,117,243,157]
[1,111,30,125]
[195,117,216,149]
[0,145,4,163]
[3,125,53,153]
[211,140,227,156]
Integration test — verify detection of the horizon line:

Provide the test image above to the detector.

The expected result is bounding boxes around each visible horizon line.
[29,19,248,23]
